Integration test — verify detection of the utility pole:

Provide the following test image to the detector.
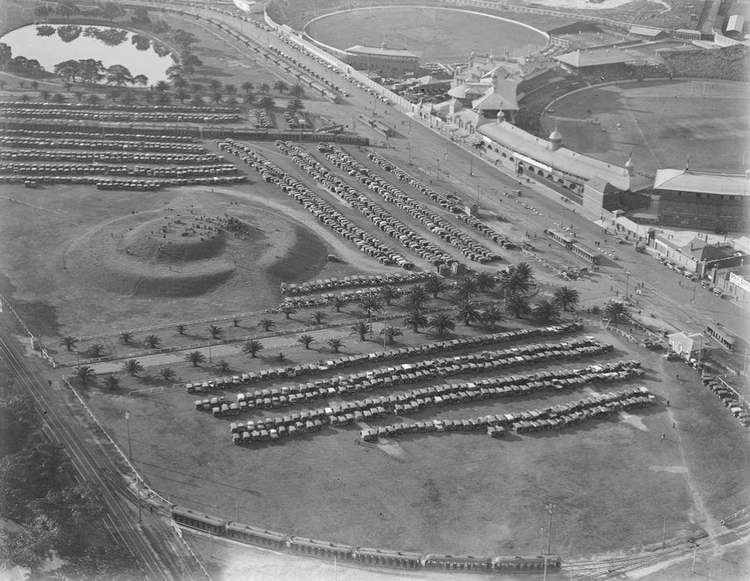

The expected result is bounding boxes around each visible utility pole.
[125,412,132,459]
[546,502,555,554]
[662,514,666,546]
[436,158,440,179]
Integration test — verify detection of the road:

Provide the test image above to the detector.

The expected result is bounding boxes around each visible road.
[0,317,204,581]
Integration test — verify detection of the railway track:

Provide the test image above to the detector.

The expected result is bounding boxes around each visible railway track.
[0,318,201,581]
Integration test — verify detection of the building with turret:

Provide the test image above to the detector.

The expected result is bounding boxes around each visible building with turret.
[344,43,419,77]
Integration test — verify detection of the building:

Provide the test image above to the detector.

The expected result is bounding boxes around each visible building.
[651,234,749,275]
[554,48,638,71]
[727,14,745,34]
[651,168,750,232]
[667,331,704,360]
[344,44,419,77]
[629,25,667,40]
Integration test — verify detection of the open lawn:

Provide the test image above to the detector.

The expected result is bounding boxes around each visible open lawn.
[541,80,750,176]
[305,7,548,63]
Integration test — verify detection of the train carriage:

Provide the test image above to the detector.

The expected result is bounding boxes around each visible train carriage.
[171,506,226,535]
[288,537,356,560]
[422,554,493,571]
[355,547,422,569]
[492,555,561,572]
[226,522,287,550]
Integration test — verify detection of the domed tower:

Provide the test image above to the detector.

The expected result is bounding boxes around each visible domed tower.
[549,125,562,151]
[496,110,505,124]
[625,151,635,176]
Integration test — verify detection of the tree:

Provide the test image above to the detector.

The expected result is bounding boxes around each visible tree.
[500,263,535,297]
[475,271,496,293]
[297,334,314,349]
[171,29,198,51]
[185,351,206,367]
[122,359,143,377]
[258,95,275,111]
[207,324,223,340]
[243,91,255,105]
[154,80,169,92]
[160,367,176,381]
[532,300,561,325]
[242,340,264,358]
[428,313,455,337]
[456,301,481,327]
[176,324,186,335]
[287,98,304,113]
[103,373,119,390]
[51,60,78,82]
[211,92,223,104]
[86,344,105,358]
[50,93,65,104]
[350,321,370,341]
[279,304,296,319]
[175,88,189,103]
[118,331,133,345]
[310,310,328,325]
[274,80,288,93]
[120,92,136,106]
[132,74,149,86]
[604,301,628,324]
[553,286,580,312]
[289,83,305,98]
[424,275,448,299]
[481,305,504,329]
[0,516,57,572]
[329,296,346,313]
[378,284,399,306]
[73,365,96,385]
[455,277,479,302]
[85,94,100,106]
[108,88,122,103]
[217,359,230,372]
[260,82,270,93]
[276,352,286,363]
[19,94,30,103]
[100,2,125,21]
[105,64,132,85]
[358,294,382,318]
[505,294,531,319]
[326,338,344,353]
[224,83,237,95]
[257,318,275,332]
[144,335,160,349]
[241,81,254,94]
[40,90,50,101]
[404,284,431,310]
[380,325,403,345]
[208,78,222,93]
[232,317,242,327]
[59,336,78,352]
[403,309,428,333]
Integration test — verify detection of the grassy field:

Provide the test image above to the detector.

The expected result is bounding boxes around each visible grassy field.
[541,80,750,176]
[305,7,548,62]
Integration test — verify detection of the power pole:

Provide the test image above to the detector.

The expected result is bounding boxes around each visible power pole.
[546,502,555,554]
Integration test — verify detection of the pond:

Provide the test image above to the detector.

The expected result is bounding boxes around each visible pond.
[0,24,175,85]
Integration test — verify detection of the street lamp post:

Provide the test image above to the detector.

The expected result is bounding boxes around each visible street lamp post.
[545,502,555,554]
[125,412,132,459]
[625,271,631,300]
[436,158,440,179]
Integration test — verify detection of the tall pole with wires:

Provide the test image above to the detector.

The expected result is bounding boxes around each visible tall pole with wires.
[546,502,555,554]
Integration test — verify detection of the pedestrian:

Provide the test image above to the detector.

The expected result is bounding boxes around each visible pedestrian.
[675,374,679,380]
[666,400,670,406]
[672,422,675,429]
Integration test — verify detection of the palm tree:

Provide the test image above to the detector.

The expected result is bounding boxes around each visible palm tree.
[232,317,242,327]
[144,335,160,349]
[404,284,431,310]
[260,82,270,94]
[310,310,328,325]
[208,79,222,93]
[286,98,304,113]
[154,80,170,92]
[207,324,223,340]
[103,373,119,390]
[274,80,288,93]
[87,344,105,358]
[456,301,481,327]
[428,313,455,337]
[424,275,448,299]
[243,91,255,106]
[604,301,628,324]
[329,296,346,313]
[122,359,144,376]
[217,359,231,372]
[455,277,479,302]
[160,367,176,381]
[276,352,286,363]
[500,263,535,297]
[211,92,223,104]
[481,306,505,329]
[175,88,189,103]
[378,285,399,306]
[257,318,276,332]
[505,294,531,319]
[224,83,237,95]
[241,81,254,94]
[185,351,206,367]
[60,336,78,351]
[403,309,428,333]
[359,294,382,318]
[74,365,96,385]
[553,286,580,312]
[176,324,186,335]
[380,325,403,345]
[289,83,305,98]
[279,304,296,319]
[350,321,371,341]
[40,90,50,101]
[475,272,496,293]
[242,340,264,358]
[85,94,100,106]
[532,300,561,325]
[297,334,314,349]
[258,95,275,111]
[119,331,134,345]
[326,338,345,353]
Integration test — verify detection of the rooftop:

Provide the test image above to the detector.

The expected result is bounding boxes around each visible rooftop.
[345,45,419,58]
[555,48,638,68]
[653,169,750,196]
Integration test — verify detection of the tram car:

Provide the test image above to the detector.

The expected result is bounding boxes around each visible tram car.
[171,506,561,574]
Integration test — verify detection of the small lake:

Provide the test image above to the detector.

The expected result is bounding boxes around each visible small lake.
[0,24,174,85]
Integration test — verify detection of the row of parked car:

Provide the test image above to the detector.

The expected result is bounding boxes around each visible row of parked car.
[360,387,657,442]
[1,131,203,152]
[0,150,225,165]
[367,151,517,249]
[5,174,247,189]
[2,101,238,114]
[209,338,613,413]
[248,108,274,129]
[0,162,239,178]
[278,141,454,267]
[701,375,750,428]
[182,323,584,391]
[280,272,432,296]
[276,285,404,310]
[1,105,240,124]
[220,139,413,268]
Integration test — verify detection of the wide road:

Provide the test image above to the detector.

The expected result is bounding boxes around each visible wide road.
[0,317,203,581]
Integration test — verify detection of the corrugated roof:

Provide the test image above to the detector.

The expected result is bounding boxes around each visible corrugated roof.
[478,122,650,192]
[345,45,418,58]
[555,48,637,68]
[653,169,750,196]
[629,25,664,37]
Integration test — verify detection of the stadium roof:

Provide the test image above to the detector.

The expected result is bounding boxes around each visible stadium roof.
[345,45,418,58]
[478,122,650,192]
[629,25,665,37]
[554,48,637,68]
[653,169,750,196]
